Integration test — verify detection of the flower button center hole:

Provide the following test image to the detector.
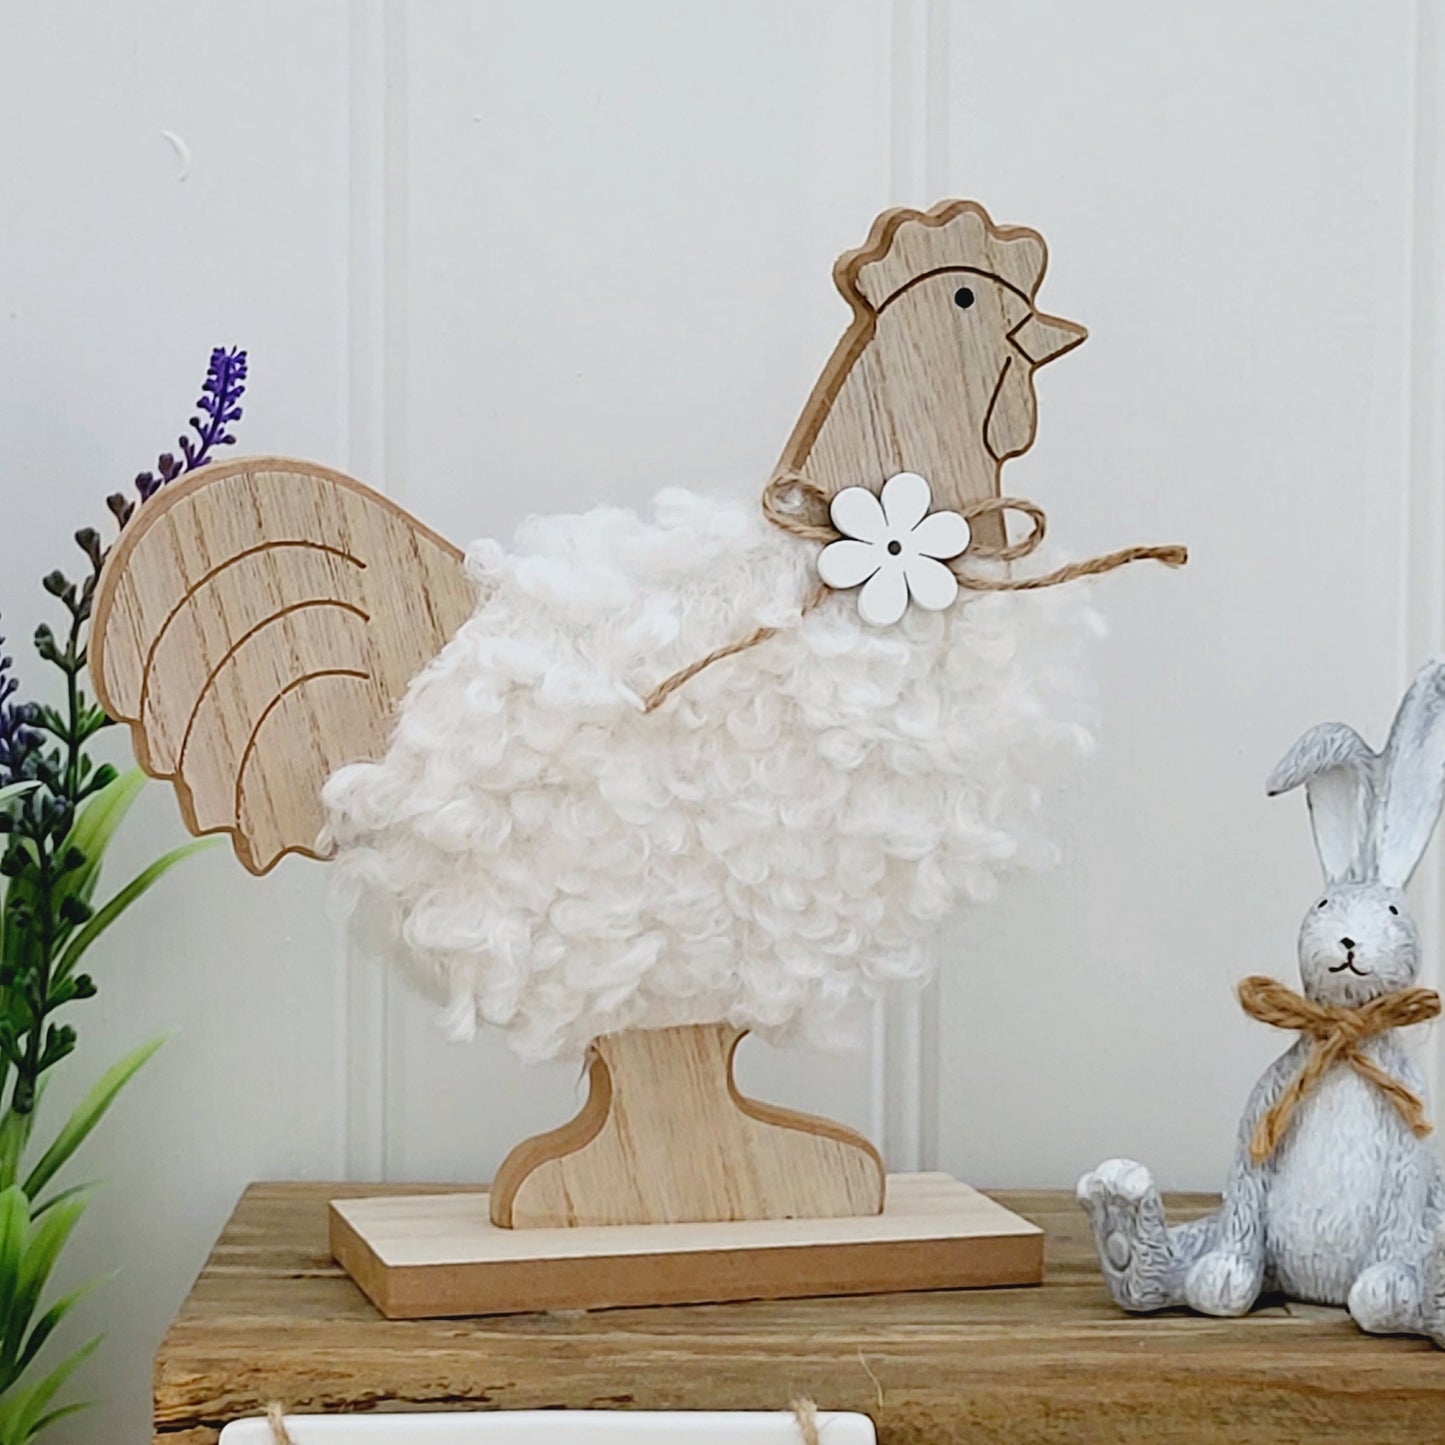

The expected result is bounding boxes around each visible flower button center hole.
[887,540,902,556]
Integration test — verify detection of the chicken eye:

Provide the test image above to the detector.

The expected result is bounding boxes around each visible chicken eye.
[953,286,975,310]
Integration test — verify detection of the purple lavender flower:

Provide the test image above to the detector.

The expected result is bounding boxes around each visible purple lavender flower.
[116,347,248,525]
[0,625,39,789]
[181,346,247,469]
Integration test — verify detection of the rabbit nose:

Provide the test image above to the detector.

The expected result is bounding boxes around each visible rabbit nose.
[1340,937,1356,951]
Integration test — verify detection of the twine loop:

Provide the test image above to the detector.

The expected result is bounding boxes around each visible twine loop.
[761,471,1184,592]
[1238,974,1441,1164]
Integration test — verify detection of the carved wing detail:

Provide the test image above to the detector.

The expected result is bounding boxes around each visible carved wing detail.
[90,457,474,875]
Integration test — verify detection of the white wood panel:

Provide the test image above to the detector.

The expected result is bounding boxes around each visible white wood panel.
[0,3,352,1440]
[930,0,1422,1190]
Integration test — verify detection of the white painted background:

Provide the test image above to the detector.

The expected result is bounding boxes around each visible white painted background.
[0,0,1440,1436]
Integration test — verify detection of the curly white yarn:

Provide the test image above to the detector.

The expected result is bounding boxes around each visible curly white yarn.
[322,487,1103,1062]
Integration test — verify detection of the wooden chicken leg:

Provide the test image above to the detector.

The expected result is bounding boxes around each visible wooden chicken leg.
[489,1023,885,1228]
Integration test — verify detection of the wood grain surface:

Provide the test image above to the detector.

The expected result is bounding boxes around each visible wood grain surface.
[90,456,475,875]
[154,1183,1445,1444]
[489,1024,884,1229]
[330,1173,1038,1318]
[774,200,1086,552]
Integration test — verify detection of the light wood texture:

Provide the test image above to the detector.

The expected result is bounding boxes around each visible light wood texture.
[489,1024,884,1228]
[775,199,1086,551]
[89,456,475,875]
[155,1182,1445,1444]
[330,1173,1031,1319]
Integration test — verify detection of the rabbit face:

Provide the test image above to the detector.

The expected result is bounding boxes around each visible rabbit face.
[1297,883,1419,1004]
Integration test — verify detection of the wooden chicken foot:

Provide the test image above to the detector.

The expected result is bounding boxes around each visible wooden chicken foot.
[488,1023,886,1228]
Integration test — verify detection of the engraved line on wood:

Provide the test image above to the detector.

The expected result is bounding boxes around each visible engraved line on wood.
[90,456,476,878]
[174,599,372,774]
[89,452,465,722]
[233,668,371,821]
[138,539,367,722]
[880,262,1034,309]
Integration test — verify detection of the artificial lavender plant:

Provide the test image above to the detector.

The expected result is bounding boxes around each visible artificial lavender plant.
[0,348,246,1442]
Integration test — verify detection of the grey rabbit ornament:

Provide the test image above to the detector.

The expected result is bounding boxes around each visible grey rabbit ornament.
[1079,658,1445,1341]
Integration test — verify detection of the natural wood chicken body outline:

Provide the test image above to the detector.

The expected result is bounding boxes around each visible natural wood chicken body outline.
[90,201,1091,1229]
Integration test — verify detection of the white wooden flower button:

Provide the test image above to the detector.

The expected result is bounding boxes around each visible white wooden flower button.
[816,472,971,626]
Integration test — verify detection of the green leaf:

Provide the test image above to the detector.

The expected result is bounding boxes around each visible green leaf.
[0,786,37,811]
[0,1189,28,1341]
[53,839,214,984]
[22,1038,164,1201]
[0,1116,34,1196]
[53,770,147,910]
[0,1334,98,1443]
[13,1274,108,1379]
[29,1182,93,1221]
[4,1198,84,1365]
[23,1400,90,1440]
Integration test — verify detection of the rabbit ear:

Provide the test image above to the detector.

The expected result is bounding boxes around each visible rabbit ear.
[1374,658,1445,887]
[1266,723,1378,883]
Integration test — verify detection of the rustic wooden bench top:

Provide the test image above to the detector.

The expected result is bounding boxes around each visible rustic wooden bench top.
[154,1182,1445,1443]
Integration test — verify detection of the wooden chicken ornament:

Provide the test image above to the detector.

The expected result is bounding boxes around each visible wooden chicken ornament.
[92,201,1182,1317]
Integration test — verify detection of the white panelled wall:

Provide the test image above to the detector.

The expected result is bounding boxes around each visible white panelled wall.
[0,0,1439,1437]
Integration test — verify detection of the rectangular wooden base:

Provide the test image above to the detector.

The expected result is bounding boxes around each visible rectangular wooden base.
[329,1172,1042,1318]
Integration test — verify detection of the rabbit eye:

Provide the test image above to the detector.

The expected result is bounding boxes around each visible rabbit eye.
[953,286,975,310]
[1389,905,1399,915]
[1317,899,1327,909]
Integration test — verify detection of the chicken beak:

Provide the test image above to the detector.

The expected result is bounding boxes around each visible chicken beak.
[1010,310,1087,367]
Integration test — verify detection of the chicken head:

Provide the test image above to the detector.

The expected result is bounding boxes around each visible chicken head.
[776,199,1085,549]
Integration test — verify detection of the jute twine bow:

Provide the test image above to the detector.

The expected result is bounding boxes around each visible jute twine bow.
[637,471,1186,712]
[1238,974,1442,1164]
[266,1399,822,1442]
[761,472,1188,591]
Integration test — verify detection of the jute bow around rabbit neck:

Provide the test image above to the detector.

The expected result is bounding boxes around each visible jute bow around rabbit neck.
[1238,975,1441,1164]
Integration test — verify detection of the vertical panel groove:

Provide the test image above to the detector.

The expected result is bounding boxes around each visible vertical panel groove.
[1405,0,1445,1104]
[341,0,394,1181]
[875,0,948,1172]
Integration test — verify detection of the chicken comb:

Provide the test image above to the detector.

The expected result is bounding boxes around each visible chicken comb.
[90,457,474,875]
[837,198,1049,313]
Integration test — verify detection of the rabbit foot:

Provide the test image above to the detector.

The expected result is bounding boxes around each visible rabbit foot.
[1076,1158,1181,1311]
[1185,1249,1261,1317]
[1425,1216,1445,1347]
[1349,1262,1422,1335]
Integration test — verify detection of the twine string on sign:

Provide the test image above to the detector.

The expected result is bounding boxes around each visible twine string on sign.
[638,469,1186,711]
[790,1396,821,1445]
[1238,974,1442,1164]
[266,1403,295,1445]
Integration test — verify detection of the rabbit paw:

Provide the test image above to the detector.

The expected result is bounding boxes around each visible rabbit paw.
[1349,1262,1421,1335]
[1185,1249,1261,1317]
[1076,1158,1178,1311]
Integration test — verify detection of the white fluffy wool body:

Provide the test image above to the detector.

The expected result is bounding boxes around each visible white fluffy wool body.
[322,488,1102,1062]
